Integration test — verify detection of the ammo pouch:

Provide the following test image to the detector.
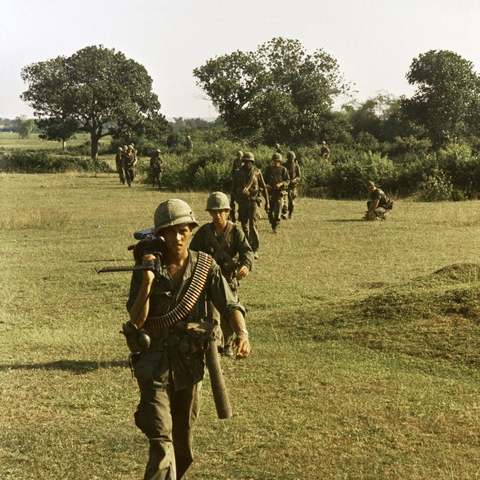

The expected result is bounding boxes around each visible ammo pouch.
[121,321,151,353]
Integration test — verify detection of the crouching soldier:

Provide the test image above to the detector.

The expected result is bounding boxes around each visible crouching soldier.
[364,181,391,220]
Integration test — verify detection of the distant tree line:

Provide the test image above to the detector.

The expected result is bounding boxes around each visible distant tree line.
[12,39,480,200]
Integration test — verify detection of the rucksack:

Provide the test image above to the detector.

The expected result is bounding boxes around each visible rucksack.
[385,197,394,210]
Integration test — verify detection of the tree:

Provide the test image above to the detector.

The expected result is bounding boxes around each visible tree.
[194,38,350,146]
[402,50,480,148]
[21,45,168,158]
[15,115,35,139]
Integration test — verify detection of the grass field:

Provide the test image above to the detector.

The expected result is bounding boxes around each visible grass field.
[0,132,109,151]
[1,172,480,479]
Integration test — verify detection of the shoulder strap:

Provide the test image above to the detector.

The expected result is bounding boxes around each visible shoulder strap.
[205,221,236,266]
[144,251,212,330]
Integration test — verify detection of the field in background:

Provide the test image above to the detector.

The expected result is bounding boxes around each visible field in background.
[0,132,109,150]
[1,172,480,479]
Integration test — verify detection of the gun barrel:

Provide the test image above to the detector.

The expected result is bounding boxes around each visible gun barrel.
[205,337,232,419]
[95,265,153,274]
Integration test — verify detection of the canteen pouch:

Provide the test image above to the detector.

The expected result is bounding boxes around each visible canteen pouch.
[121,321,151,353]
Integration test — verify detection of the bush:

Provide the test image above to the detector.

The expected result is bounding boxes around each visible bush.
[0,150,112,173]
[419,169,453,202]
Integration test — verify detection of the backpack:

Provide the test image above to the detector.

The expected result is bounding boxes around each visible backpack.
[385,196,394,210]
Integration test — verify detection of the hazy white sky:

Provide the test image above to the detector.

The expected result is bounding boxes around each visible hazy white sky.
[1,0,479,120]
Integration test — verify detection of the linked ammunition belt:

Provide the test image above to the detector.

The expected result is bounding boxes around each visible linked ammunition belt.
[144,251,212,330]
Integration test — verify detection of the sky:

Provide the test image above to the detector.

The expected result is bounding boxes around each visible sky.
[1,0,479,120]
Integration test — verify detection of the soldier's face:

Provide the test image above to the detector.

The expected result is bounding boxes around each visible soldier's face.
[244,161,253,170]
[208,209,229,227]
[160,224,194,256]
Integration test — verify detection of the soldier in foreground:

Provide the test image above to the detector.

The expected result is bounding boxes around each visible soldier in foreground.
[150,149,164,189]
[231,152,269,259]
[125,199,250,479]
[264,153,290,233]
[282,151,301,220]
[190,191,253,357]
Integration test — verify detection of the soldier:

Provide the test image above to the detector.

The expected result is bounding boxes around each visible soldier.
[115,147,125,184]
[282,151,301,220]
[231,152,269,260]
[229,150,243,222]
[320,141,330,160]
[364,181,390,220]
[264,153,290,233]
[150,149,164,189]
[190,191,253,357]
[185,135,193,152]
[126,198,250,480]
[122,145,137,187]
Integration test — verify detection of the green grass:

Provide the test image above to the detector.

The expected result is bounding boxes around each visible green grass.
[2,173,480,479]
[0,131,110,150]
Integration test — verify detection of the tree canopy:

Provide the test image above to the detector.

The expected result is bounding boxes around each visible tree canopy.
[194,37,350,147]
[402,50,480,148]
[21,45,168,158]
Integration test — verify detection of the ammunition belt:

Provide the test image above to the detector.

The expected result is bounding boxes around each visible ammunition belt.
[144,251,212,330]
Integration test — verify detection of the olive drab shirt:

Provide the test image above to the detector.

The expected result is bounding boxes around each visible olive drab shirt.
[126,250,245,391]
[232,166,266,201]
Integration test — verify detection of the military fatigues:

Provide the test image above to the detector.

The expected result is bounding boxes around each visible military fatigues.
[127,251,244,480]
[150,153,164,188]
[232,165,267,255]
[116,150,125,184]
[190,221,253,351]
[122,150,137,187]
[229,156,244,222]
[282,159,301,218]
[367,188,388,218]
[264,164,290,231]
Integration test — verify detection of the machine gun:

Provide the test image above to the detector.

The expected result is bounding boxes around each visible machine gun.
[95,227,232,419]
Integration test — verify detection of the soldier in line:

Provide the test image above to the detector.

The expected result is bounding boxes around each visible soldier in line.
[264,153,290,233]
[122,144,137,187]
[282,151,301,220]
[320,141,330,160]
[115,147,125,185]
[190,191,253,357]
[185,135,193,152]
[231,152,269,260]
[126,198,250,479]
[229,150,243,222]
[150,149,164,189]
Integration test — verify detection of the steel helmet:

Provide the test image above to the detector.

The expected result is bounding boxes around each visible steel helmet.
[242,152,255,162]
[272,153,282,162]
[206,191,231,211]
[286,151,296,160]
[154,199,198,235]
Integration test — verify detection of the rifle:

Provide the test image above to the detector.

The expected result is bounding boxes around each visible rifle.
[95,228,233,420]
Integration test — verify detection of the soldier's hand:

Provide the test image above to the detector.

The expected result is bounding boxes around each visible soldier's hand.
[237,265,249,278]
[233,331,250,359]
[142,254,157,284]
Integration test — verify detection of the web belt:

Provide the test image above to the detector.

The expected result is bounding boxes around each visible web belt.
[144,251,212,330]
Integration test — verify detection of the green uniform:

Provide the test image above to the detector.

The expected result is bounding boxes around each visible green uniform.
[282,159,301,218]
[127,251,244,479]
[190,221,253,351]
[264,164,290,230]
[232,165,266,254]
[150,153,164,188]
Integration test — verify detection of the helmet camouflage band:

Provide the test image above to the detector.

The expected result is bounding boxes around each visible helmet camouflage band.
[206,191,231,211]
[154,199,198,235]
[242,152,255,162]
[272,153,282,162]
[286,151,296,160]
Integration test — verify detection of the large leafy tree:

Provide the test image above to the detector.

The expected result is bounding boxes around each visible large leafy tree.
[402,50,480,148]
[193,37,350,146]
[21,45,168,158]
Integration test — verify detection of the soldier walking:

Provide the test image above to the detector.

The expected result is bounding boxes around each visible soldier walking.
[150,149,164,189]
[231,152,269,259]
[229,150,243,222]
[264,153,290,233]
[190,191,253,357]
[282,151,301,219]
